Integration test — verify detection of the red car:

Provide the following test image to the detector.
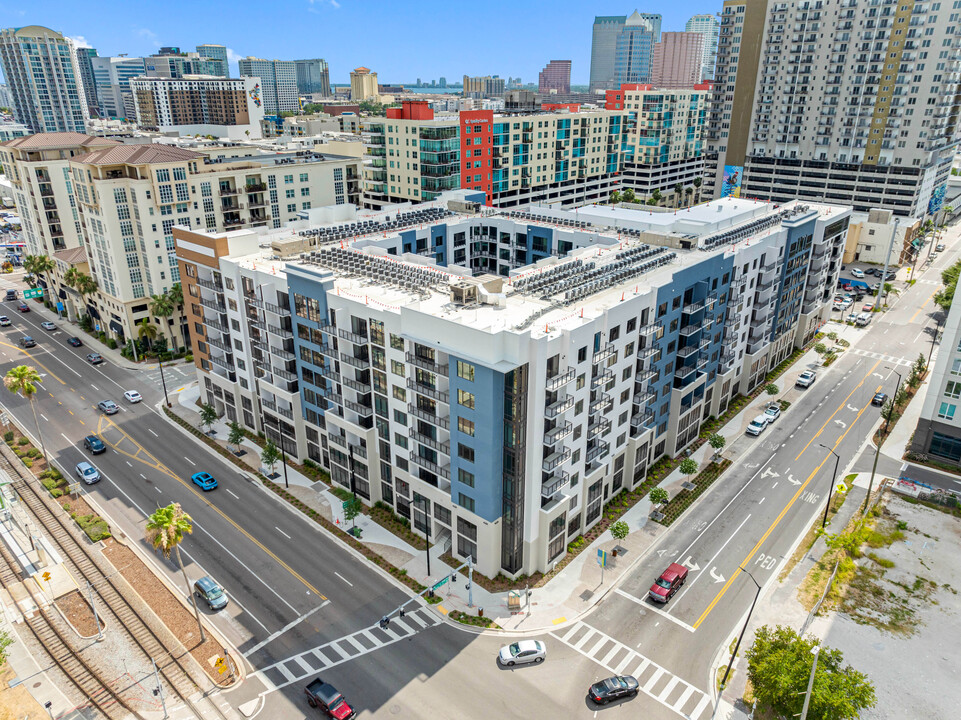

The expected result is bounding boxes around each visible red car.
[649,562,689,603]
[305,677,355,719]
[16,303,29,312]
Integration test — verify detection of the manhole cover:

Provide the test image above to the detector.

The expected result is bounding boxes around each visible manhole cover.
[650,511,665,521]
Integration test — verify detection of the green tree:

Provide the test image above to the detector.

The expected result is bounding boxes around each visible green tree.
[343,493,363,533]
[933,259,961,310]
[649,487,669,506]
[913,352,927,378]
[146,503,205,642]
[814,342,827,355]
[261,440,280,476]
[746,625,875,720]
[609,520,630,542]
[880,398,897,426]
[227,421,245,453]
[679,457,698,477]
[198,402,218,434]
[673,182,684,207]
[708,433,726,461]
[24,254,55,288]
[75,273,99,310]
[765,383,779,395]
[651,188,662,205]
[137,317,158,351]
[149,293,175,351]
[63,266,82,288]
[609,190,622,205]
[168,282,184,307]
[621,188,637,204]
[0,628,13,667]
[4,365,47,465]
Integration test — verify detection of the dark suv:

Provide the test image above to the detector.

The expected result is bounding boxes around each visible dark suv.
[84,435,106,454]
[5,289,16,301]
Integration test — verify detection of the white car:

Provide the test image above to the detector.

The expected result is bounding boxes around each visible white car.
[498,640,546,666]
[0,315,10,326]
[764,404,781,423]
[796,370,817,388]
[123,390,142,403]
[746,415,769,436]
[40,321,56,331]
[850,268,865,278]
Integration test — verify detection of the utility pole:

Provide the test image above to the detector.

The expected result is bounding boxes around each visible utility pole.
[86,581,103,640]
[712,568,762,720]
[928,312,943,369]
[799,645,821,720]
[818,444,840,530]
[878,217,900,309]
[152,657,168,719]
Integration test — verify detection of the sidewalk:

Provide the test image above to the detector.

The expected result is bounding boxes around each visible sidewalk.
[166,347,827,635]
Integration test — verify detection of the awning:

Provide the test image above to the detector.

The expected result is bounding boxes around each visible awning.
[86,305,100,320]
[109,320,123,335]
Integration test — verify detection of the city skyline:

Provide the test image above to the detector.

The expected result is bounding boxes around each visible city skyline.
[0,1,721,86]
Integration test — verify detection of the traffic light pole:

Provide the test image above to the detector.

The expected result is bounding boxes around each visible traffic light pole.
[379,557,474,630]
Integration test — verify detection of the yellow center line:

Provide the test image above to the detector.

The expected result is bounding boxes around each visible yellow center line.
[97,415,328,601]
[694,365,883,630]
[795,359,882,461]
[908,287,938,324]
[0,341,66,385]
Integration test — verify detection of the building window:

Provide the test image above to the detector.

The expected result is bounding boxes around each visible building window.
[938,402,957,420]
[390,359,405,376]
[456,360,475,381]
[390,333,404,350]
[457,494,476,515]
[946,382,961,399]
[458,468,475,487]
[458,443,474,462]
[457,417,475,436]
[457,389,475,409]
[930,431,961,461]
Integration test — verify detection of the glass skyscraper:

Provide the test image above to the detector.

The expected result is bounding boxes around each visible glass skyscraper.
[590,12,662,91]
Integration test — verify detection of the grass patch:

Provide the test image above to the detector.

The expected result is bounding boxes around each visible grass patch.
[868,552,895,569]
[448,610,501,629]
[844,473,857,482]
[779,491,848,581]
[655,460,732,526]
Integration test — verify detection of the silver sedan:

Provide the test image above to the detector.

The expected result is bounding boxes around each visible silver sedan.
[498,640,546,666]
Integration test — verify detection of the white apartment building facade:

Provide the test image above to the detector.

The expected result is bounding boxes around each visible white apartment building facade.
[177,195,849,578]
[238,58,299,114]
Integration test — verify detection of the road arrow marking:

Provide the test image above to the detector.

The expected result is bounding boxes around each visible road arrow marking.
[710,567,725,584]
[682,556,701,572]
[656,549,669,557]
[788,474,801,486]
[761,467,780,479]
[847,404,859,412]
[873,373,884,379]
[835,419,847,429]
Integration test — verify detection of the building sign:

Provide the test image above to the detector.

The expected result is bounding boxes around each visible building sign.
[721,165,742,198]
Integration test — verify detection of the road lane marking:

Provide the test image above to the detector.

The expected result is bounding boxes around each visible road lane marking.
[155,487,162,493]
[694,380,882,630]
[183,456,196,466]
[39,413,47,422]
[613,589,696,632]
[908,287,938,324]
[90,384,99,391]
[673,514,751,606]
[126,461,132,467]
[275,527,291,540]
[241,600,329,657]
[334,572,353,587]
[226,489,239,499]
[140,474,146,479]
[148,428,158,437]
[794,359,881,461]
[759,496,766,505]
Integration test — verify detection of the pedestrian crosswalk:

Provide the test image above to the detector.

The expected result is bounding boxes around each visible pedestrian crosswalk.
[849,348,912,367]
[551,621,711,720]
[252,607,441,693]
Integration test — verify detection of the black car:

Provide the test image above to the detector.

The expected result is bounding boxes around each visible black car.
[589,675,639,705]
[872,392,888,407]
[67,336,83,347]
[18,336,35,348]
[83,435,106,454]
[86,352,103,364]
[304,677,355,718]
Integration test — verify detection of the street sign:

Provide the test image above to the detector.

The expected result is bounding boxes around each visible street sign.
[432,576,449,590]
[23,287,42,299]
[42,571,51,582]
[56,301,64,313]
[214,657,228,675]
[342,500,349,510]
[597,549,608,568]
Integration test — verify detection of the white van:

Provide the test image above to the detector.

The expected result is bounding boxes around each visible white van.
[855,312,871,326]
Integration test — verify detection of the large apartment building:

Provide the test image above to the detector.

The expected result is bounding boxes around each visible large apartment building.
[704,0,961,218]
[362,100,625,210]
[92,55,147,120]
[131,75,265,139]
[238,58,299,114]
[685,14,720,82]
[176,194,849,578]
[606,83,710,201]
[0,26,88,134]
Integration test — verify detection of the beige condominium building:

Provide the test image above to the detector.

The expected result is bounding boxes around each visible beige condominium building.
[350,67,379,102]
[131,75,266,140]
[704,0,961,218]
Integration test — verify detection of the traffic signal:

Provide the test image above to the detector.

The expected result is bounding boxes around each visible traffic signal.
[379,616,389,630]
[399,608,406,618]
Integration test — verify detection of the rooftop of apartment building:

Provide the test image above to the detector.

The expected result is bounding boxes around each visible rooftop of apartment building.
[186,195,847,342]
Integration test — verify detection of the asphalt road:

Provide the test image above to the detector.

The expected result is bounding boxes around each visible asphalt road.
[0,226,952,720]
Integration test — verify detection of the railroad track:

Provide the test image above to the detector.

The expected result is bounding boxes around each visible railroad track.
[0,525,142,719]
[0,446,228,720]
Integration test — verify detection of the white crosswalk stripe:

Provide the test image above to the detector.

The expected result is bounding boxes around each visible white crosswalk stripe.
[850,348,912,367]
[251,607,441,694]
[551,621,710,719]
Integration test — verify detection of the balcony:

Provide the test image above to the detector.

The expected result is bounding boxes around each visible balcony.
[592,343,615,364]
[338,327,369,345]
[682,300,705,314]
[586,439,610,465]
[407,377,449,404]
[261,399,294,420]
[675,364,697,381]
[199,295,226,314]
[408,403,450,430]
[633,389,657,406]
[541,469,570,499]
[201,315,230,334]
[591,370,614,388]
[545,394,574,418]
[328,433,347,449]
[245,296,263,308]
[544,421,573,446]
[679,323,702,338]
[636,344,657,359]
[677,345,698,359]
[638,322,660,335]
[635,368,656,384]
[409,452,450,479]
[542,447,572,472]
[406,351,448,375]
[588,418,611,439]
[245,182,267,193]
[268,324,293,339]
[590,394,612,415]
[409,428,450,455]
[341,376,372,393]
[219,187,240,196]
[544,368,575,392]
[196,277,223,292]
[340,352,370,369]
[208,353,234,371]
[344,399,373,417]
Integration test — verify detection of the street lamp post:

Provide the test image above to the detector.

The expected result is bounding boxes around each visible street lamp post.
[818,444,840,530]
[799,645,822,720]
[157,352,171,408]
[416,494,431,579]
[864,366,902,514]
[881,367,903,439]
[927,312,943,369]
[712,567,762,720]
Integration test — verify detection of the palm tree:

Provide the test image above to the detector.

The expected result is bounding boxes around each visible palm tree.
[693,176,703,203]
[609,190,622,205]
[149,293,174,351]
[146,503,206,642]
[24,255,55,290]
[63,266,81,288]
[167,283,183,307]
[674,182,684,208]
[651,188,663,206]
[137,318,158,352]
[76,273,98,302]
[4,365,47,465]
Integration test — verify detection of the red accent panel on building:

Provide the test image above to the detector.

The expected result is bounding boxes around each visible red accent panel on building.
[458,110,493,204]
[606,83,658,109]
[693,81,714,91]
[386,100,435,120]
[542,103,580,113]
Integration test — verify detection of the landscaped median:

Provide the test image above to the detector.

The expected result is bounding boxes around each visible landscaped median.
[653,459,733,527]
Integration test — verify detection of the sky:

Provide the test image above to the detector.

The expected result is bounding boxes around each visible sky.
[0,1,720,85]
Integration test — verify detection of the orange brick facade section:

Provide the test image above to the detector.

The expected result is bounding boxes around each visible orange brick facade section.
[458,110,493,204]
[174,227,229,373]
[385,100,434,120]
